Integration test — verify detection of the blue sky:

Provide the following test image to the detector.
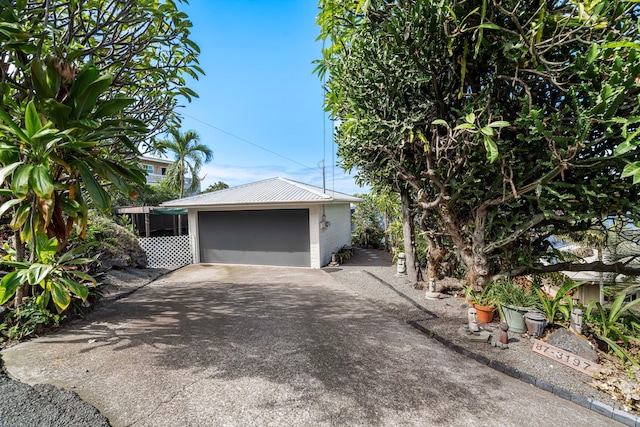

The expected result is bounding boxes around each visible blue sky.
[173,0,364,195]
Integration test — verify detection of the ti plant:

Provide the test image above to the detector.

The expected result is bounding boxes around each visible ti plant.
[0,60,147,247]
[535,280,583,325]
[586,288,640,367]
[0,234,96,313]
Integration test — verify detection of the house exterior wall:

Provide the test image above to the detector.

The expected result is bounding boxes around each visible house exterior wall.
[139,157,193,190]
[319,203,352,267]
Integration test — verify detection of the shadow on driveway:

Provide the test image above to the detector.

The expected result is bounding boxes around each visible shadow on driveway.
[1,264,618,427]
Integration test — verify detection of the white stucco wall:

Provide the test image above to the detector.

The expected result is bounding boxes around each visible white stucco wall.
[319,203,352,267]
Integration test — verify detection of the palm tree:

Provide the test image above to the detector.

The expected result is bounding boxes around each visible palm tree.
[156,129,213,198]
[156,129,212,235]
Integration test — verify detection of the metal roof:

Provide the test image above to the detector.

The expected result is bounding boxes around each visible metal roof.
[160,177,362,208]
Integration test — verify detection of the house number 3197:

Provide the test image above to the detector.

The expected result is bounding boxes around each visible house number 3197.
[532,339,601,376]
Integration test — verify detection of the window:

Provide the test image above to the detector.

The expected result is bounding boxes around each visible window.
[161,167,167,175]
[145,165,154,174]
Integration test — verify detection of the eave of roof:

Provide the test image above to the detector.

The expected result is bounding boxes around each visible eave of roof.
[160,177,362,208]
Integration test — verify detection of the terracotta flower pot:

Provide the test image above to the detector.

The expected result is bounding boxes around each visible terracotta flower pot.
[474,304,496,323]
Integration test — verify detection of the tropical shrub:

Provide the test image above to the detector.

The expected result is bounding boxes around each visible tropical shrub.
[585,288,640,366]
[0,234,96,313]
[0,297,63,341]
[535,279,583,325]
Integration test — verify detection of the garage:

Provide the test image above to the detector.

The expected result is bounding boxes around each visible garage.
[198,209,310,267]
[160,177,361,268]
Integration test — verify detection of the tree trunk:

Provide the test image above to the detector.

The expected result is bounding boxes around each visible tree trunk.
[13,230,26,308]
[400,185,421,284]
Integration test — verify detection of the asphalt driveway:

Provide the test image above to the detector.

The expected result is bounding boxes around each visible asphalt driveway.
[2,265,618,426]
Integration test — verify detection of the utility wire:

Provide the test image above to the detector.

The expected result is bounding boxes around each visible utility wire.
[182,112,314,170]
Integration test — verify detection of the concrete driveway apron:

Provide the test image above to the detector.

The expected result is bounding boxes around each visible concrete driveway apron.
[2,264,619,426]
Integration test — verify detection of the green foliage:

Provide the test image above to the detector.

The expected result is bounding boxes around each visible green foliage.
[112,183,180,208]
[0,234,96,312]
[317,0,640,287]
[0,1,202,140]
[351,193,384,248]
[0,64,147,246]
[534,280,582,325]
[335,246,353,264]
[586,288,640,366]
[492,278,539,308]
[0,297,64,341]
[464,281,496,307]
[73,210,147,269]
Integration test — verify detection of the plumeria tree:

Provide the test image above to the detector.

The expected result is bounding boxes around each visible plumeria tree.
[0,0,202,308]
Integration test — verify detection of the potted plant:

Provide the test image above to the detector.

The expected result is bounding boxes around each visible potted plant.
[464,282,497,324]
[492,277,539,333]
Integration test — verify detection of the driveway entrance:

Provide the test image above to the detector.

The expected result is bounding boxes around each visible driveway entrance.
[1,265,618,426]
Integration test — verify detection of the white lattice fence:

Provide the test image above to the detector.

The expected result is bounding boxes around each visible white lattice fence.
[138,235,192,268]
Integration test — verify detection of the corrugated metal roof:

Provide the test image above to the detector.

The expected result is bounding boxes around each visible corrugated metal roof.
[160,177,362,208]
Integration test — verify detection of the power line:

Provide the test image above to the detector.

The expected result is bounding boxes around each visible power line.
[182,112,314,170]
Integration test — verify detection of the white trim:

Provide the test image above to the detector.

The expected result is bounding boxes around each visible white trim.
[308,206,321,268]
[188,209,200,263]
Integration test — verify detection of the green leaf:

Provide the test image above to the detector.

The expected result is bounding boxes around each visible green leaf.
[0,106,29,143]
[483,136,499,163]
[24,101,42,138]
[73,73,114,119]
[35,234,58,263]
[473,23,501,30]
[59,277,89,301]
[488,121,510,128]
[621,162,640,184]
[0,162,22,184]
[586,43,599,64]
[68,270,97,285]
[453,123,476,131]
[30,57,55,99]
[29,165,54,200]
[11,164,33,198]
[9,204,30,230]
[0,198,22,218]
[602,41,640,50]
[0,270,27,305]
[431,119,449,127]
[43,99,73,127]
[50,280,71,311]
[465,113,476,124]
[27,263,53,285]
[92,97,136,119]
[76,161,111,212]
[480,126,495,137]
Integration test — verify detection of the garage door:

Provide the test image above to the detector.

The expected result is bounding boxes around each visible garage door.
[198,209,310,267]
